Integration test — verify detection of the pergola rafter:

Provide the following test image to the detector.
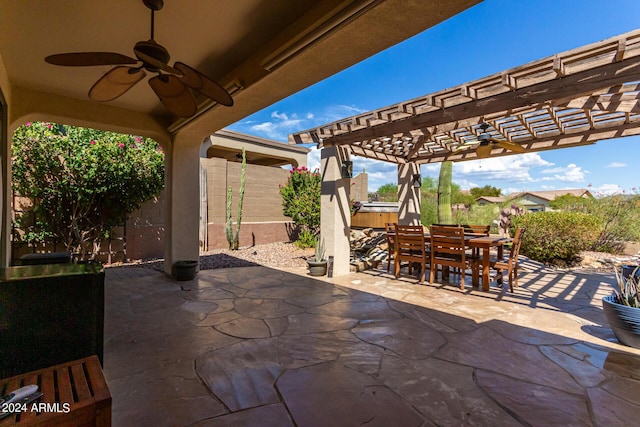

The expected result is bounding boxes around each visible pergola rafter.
[290,30,640,164]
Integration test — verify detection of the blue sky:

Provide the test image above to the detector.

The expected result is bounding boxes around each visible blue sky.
[228,0,640,196]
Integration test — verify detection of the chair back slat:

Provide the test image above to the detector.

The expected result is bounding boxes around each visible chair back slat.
[394,224,429,283]
[429,225,468,289]
[430,225,466,258]
[508,227,525,265]
[395,225,427,258]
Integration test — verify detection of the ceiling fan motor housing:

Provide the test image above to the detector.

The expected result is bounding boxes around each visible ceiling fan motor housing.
[134,40,170,70]
[143,0,163,11]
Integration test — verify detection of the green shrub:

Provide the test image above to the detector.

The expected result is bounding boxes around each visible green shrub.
[551,193,640,252]
[511,211,602,265]
[295,229,317,249]
[453,204,501,233]
[279,166,321,244]
[12,122,164,258]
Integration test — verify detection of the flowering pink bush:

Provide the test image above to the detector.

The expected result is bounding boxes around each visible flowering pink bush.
[280,166,321,247]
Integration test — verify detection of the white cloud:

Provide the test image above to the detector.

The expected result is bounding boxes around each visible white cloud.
[232,104,368,142]
[452,153,552,187]
[540,163,588,182]
[606,162,627,168]
[590,183,623,196]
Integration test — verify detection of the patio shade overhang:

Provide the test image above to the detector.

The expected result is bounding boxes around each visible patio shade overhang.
[0,0,482,141]
[290,29,640,164]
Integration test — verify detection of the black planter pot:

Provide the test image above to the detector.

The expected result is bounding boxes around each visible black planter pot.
[174,260,198,281]
[602,295,640,349]
[307,258,328,277]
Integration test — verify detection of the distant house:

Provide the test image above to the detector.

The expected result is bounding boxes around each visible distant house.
[476,196,508,206]
[475,189,594,212]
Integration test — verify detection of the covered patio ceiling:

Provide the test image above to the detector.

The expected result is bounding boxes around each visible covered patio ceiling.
[0,0,480,140]
[290,30,640,164]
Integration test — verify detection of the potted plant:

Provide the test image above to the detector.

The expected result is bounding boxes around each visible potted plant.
[602,265,640,348]
[173,260,198,281]
[307,238,328,276]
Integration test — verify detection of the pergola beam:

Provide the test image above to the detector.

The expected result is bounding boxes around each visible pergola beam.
[290,30,640,165]
[322,57,640,146]
[418,119,640,163]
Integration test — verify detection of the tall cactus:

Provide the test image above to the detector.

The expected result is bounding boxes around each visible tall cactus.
[225,147,246,250]
[437,160,452,224]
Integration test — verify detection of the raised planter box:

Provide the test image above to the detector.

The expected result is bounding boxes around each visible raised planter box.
[0,263,105,378]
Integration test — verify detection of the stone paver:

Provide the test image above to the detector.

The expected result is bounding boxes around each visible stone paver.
[104,262,640,426]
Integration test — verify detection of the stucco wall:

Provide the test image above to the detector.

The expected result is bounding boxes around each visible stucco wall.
[202,157,294,250]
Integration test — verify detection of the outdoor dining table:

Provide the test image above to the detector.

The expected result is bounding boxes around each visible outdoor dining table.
[467,236,512,291]
[385,231,511,291]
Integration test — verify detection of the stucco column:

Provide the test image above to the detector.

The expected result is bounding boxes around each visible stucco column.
[164,133,202,275]
[398,163,421,225]
[320,146,351,276]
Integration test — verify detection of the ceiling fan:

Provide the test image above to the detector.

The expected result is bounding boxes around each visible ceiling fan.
[452,123,526,158]
[44,0,233,118]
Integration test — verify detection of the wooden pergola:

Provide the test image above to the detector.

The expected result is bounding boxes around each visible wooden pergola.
[289,30,640,277]
[290,30,640,164]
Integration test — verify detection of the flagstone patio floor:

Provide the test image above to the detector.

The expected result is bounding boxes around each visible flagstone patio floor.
[103,259,640,426]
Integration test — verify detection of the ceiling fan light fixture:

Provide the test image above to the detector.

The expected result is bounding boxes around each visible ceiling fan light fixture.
[476,143,492,158]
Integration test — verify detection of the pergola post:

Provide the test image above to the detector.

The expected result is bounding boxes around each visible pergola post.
[320,146,351,276]
[397,163,421,225]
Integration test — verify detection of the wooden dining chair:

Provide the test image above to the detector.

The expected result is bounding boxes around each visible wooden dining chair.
[394,224,429,283]
[384,222,397,272]
[429,225,469,289]
[490,227,525,292]
[461,224,491,257]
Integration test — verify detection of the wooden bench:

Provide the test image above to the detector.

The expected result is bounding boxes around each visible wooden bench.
[0,356,111,426]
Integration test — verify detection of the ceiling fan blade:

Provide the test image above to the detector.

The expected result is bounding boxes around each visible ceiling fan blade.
[174,62,234,107]
[133,47,182,75]
[148,75,197,117]
[89,66,146,102]
[476,144,492,158]
[45,52,138,67]
[495,140,526,153]
[452,141,480,153]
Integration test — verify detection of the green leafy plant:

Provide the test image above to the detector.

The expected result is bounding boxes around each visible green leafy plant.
[225,147,246,250]
[612,266,640,307]
[11,122,164,259]
[511,211,602,265]
[551,192,640,253]
[279,166,321,247]
[295,229,316,249]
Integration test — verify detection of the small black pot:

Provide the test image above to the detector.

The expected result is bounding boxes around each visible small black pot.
[602,295,640,349]
[307,258,328,277]
[174,260,198,281]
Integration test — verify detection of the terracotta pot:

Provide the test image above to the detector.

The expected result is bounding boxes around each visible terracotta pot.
[307,258,327,276]
[602,295,640,349]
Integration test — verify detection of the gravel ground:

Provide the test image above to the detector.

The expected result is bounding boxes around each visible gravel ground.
[109,242,315,271]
